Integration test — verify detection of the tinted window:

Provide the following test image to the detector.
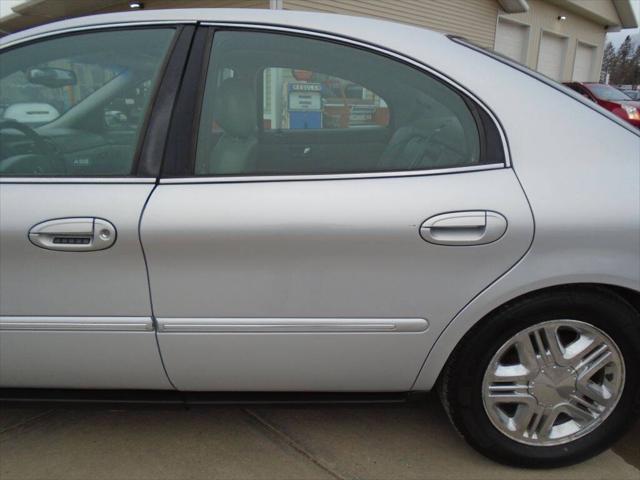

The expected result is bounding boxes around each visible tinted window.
[0,28,174,176]
[585,84,631,102]
[195,31,490,176]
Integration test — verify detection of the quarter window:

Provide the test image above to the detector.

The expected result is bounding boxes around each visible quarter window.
[195,31,498,176]
[0,28,174,176]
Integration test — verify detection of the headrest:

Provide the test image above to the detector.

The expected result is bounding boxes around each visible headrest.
[213,78,257,138]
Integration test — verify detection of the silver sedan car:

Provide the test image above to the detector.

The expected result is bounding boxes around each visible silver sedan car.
[0,9,638,468]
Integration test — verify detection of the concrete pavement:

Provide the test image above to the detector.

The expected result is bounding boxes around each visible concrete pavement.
[0,395,638,480]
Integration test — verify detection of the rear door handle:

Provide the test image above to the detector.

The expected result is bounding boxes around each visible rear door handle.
[28,217,117,252]
[420,211,507,246]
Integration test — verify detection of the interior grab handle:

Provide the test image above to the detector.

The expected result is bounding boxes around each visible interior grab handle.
[420,211,507,246]
[28,217,117,252]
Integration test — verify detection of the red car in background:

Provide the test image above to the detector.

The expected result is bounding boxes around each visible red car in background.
[564,82,640,128]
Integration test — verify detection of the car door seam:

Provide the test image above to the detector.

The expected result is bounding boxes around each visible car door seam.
[410,165,537,390]
[138,182,178,390]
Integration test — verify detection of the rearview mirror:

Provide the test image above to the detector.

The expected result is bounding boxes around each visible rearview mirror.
[26,67,77,88]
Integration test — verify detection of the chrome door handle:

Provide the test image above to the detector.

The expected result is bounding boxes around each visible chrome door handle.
[28,217,117,252]
[420,211,507,246]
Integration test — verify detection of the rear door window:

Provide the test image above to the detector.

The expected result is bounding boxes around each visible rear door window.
[194,30,500,176]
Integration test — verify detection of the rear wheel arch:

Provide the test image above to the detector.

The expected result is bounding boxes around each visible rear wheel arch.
[440,283,640,379]
[414,282,640,392]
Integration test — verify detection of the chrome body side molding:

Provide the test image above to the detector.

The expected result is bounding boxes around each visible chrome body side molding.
[157,318,429,333]
[0,316,154,331]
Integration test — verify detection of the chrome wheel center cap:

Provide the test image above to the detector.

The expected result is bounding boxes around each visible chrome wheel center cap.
[529,365,576,407]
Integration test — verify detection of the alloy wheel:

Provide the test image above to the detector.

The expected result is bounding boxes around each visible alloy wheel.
[482,319,625,446]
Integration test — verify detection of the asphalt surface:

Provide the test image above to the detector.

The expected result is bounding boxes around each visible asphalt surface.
[0,394,638,480]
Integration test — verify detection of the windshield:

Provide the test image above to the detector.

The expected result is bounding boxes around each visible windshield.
[0,30,165,127]
[586,84,632,102]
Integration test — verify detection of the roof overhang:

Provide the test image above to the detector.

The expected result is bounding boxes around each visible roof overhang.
[612,0,639,28]
[542,0,637,31]
[497,0,529,14]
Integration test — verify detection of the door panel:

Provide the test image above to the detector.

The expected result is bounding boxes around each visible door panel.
[155,329,431,391]
[142,169,533,391]
[0,26,184,389]
[0,184,152,316]
[0,183,171,389]
[0,326,169,389]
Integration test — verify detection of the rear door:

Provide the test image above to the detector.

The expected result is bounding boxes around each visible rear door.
[0,25,192,389]
[141,28,534,391]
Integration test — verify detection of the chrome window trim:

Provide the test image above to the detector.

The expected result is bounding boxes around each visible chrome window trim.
[157,317,429,333]
[0,316,154,332]
[0,21,194,50]
[199,22,512,171]
[160,163,505,184]
[0,177,156,184]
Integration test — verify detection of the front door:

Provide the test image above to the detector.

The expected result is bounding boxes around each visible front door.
[0,26,180,389]
[141,28,534,391]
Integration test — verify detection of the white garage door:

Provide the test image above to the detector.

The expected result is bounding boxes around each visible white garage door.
[573,43,596,81]
[495,18,528,63]
[538,32,567,81]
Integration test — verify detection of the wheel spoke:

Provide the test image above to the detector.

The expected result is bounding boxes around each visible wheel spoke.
[575,344,612,379]
[542,326,567,366]
[486,390,536,407]
[576,379,613,408]
[529,326,568,367]
[488,367,533,383]
[569,393,599,413]
[537,407,560,441]
[532,330,551,367]
[514,335,539,374]
[514,404,545,437]
[564,400,597,422]
[564,334,604,368]
[488,383,530,394]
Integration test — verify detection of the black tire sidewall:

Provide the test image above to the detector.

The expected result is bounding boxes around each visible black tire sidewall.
[447,289,640,468]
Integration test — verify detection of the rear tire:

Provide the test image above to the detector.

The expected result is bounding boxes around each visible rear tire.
[439,287,640,468]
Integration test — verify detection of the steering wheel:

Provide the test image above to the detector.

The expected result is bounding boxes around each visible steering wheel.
[0,119,65,174]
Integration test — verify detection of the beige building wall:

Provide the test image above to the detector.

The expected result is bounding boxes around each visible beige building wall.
[498,0,607,81]
[561,0,620,25]
[283,0,500,49]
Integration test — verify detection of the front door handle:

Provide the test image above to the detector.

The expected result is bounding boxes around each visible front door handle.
[28,217,117,252]
[420,211,507,246]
